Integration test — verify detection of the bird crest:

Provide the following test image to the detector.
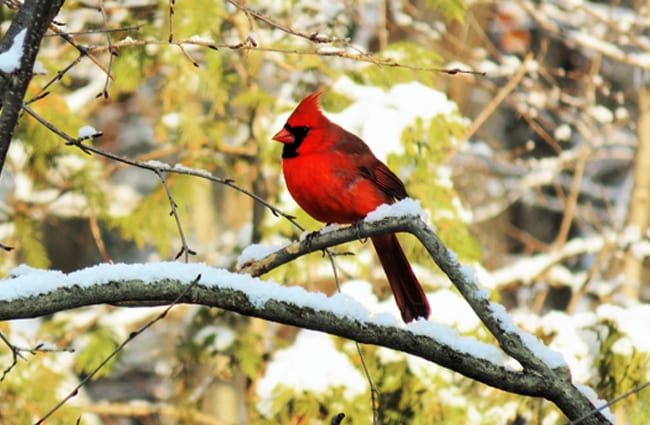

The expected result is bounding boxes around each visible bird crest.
[286,88,328,128]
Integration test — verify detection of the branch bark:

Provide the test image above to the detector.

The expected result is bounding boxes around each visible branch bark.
[0,0,65,176]
[0,214,611,424]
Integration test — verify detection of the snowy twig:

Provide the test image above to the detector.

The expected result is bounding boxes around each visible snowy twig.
[0,0,66,175]
[21,104,304,231]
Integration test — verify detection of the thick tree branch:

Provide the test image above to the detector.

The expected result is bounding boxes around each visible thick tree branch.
[0,268,540,397]
[0,0,66,176]
[0,214,611,424]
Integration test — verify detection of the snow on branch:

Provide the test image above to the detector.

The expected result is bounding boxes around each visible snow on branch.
[0,0,66,174]
[0,209,612,424]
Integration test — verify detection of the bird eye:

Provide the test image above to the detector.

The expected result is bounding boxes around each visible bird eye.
[287,124,309,138]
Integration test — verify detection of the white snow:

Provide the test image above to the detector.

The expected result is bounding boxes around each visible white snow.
[236,241,291,269]
[188,34,214,44]
[143,159,169,169]
[172,163,215,178]
[256,329,367,416]
[0,29,26,73]
[554,124,572,141]
[489,303,567,369]
[597,304,650,354]
[78,125,99,139]
[364,198,424,222]
[328,78,463,161]
[161,112,181,128]
[408,320,505,365]
[194,325,236,351]
[588,105,614,124]
[33,60,47,75]
[576,384,615,423]
[0,262,368,322]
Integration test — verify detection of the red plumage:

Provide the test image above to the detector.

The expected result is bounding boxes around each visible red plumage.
[273,90,431,322]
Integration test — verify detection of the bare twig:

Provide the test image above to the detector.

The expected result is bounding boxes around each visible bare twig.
[0,331,74,381]
[98,0,115,99]
[47,24,114,80]
[43,25,141,36]
[87,37,484,77]
[565,381,650,425]
[0,331,28,380]
[168,0,175,42]
[88,214,112,262]
[554,147,589,248]
[226,0,349,44]
[153,168,197,261]
[464,53,531,140]
[324,250,378,424]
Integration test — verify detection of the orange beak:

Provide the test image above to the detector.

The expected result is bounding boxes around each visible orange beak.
[272,127,294,144]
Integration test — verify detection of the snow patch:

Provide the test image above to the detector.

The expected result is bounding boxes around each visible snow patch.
[0,29,26,73]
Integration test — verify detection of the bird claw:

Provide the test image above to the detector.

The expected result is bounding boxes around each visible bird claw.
[351,220,366,242]
[303,230,320,251]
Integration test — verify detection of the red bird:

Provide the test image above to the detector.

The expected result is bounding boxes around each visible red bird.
[272,90,431,322]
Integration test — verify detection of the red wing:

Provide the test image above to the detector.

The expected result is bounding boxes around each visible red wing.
[335,126,409,201]
[372,162,408,200]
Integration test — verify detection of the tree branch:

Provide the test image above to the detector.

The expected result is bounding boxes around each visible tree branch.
[0,0,66,176]
[0,214,611,424]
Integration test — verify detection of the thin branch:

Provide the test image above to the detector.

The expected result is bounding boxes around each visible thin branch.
[87,37,484,76]
[98,0,115,99]
[464,53,532,140]
[168,0,175,42]
[153,168,197,261]
[0,331,28,380]
[565,381,650,425]
[43,25,141,36]
[554,146,589,248]
[0,331,74,381]
[324,248,378,424]
[226,0,349,44]
[21,104,302,231]
[47,24,114,80]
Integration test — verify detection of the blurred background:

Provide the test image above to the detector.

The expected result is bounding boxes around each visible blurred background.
[0,0,649,424]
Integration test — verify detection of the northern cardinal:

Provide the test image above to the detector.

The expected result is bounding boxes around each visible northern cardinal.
[272,90,431,322]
